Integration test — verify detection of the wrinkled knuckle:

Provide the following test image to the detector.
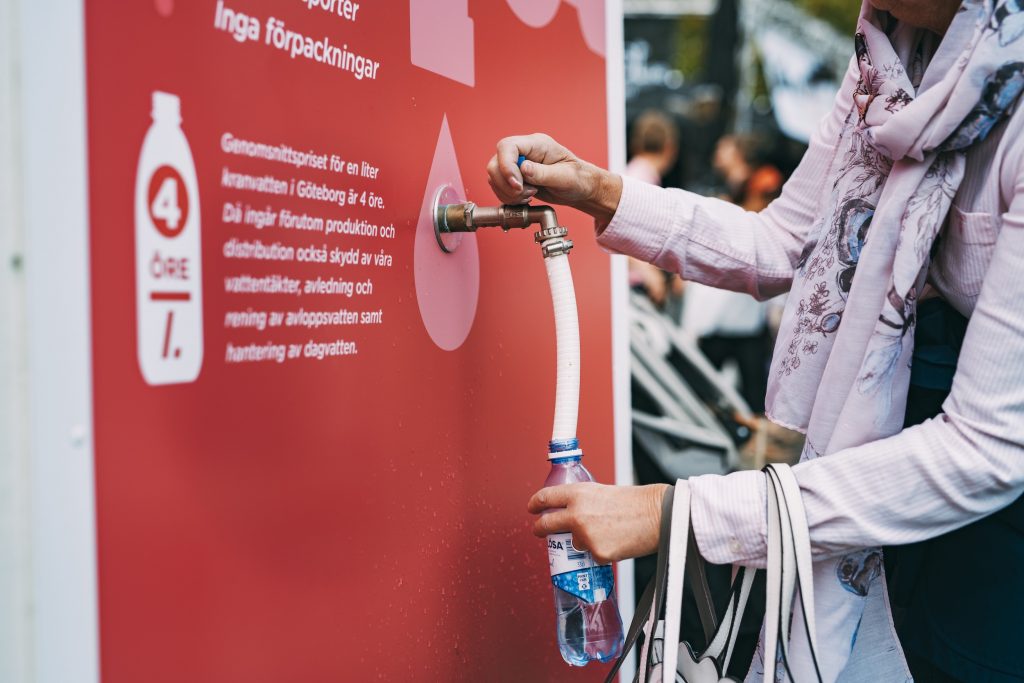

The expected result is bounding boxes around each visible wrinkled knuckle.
[571,531,591,551]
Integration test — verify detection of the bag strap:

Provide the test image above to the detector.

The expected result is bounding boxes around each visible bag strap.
[642,484,676,679]
[603,571,655,683]
[603,485,678,683]
[762,464,822,683]
[774,465,820,661]
[660,483,691,682]
[703,564,756,672]
[686,526,718,643]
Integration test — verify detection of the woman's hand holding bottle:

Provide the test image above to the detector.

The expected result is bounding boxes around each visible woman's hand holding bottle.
[528,482,670,565]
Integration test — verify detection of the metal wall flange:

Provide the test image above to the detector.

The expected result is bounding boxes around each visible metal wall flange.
[431,184,464,253]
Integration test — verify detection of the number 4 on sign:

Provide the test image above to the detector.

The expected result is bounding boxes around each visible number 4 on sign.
[152,177,182,229]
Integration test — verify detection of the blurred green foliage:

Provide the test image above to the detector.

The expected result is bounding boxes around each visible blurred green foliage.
[675,15,709,79]
[672,0,858,83]
[792,0,861,34]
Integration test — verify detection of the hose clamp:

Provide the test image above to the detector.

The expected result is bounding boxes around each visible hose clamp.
[540,239,574,258]
[534,226,569,243]
[534,226,573,258]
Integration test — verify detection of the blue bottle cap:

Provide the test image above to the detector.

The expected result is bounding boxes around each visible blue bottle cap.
[548,438,582,460]
[549,438,579,452]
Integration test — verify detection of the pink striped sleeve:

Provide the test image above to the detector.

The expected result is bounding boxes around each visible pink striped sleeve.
[597,58,856,301]
[685,158,1024,566]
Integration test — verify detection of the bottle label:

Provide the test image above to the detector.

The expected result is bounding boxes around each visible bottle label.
[547,532,593,575]
[547,533,614,603]
[552,565,615,604]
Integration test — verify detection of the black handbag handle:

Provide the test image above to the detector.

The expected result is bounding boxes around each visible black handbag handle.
[604,484,675,683]
[686,525,718,644]
[604,484,731,683]
[637,483,675,680]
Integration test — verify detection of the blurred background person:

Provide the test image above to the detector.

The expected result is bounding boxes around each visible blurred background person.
[712,134,784,209]
[681,134,783,413]
[625,109,679,185]
[624,110,682,311]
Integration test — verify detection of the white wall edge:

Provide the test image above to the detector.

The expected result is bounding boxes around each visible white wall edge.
[19,1,101,682]
[605,1,635,680]
[0,0,34,680]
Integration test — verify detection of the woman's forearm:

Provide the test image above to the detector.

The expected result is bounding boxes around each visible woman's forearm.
[689,411,1024,567]
[572,164,622,226]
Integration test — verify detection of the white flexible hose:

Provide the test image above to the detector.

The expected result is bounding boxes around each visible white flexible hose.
[543,250,580,442]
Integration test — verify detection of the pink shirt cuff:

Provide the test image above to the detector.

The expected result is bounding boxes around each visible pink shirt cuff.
[596,175,677,263]
[687,469,767,567]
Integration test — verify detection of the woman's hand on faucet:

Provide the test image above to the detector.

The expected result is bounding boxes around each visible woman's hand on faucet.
[487,133,623,225]
[527,482,670,564]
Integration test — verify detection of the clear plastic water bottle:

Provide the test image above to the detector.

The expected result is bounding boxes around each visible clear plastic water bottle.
[543,439,624,666]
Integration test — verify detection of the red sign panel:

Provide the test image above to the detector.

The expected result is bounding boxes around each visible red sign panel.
[86,1,614,680]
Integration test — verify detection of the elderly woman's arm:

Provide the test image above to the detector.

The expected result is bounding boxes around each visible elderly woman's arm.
[597,61,859,300]
[488,62,859,302]
[688,171,1024,565]
[596,152,832,301]
[532,166,1024,567]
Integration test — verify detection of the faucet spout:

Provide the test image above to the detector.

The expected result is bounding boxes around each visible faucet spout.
[436,201,559,233]
[433,197,569,256]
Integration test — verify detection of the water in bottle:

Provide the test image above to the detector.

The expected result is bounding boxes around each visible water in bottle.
[543,439,624,666]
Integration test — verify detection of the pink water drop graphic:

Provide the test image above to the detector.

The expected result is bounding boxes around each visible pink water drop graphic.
[413,116,480,351]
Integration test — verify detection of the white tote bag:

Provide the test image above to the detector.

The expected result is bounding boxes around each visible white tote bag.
[605,464,822,683]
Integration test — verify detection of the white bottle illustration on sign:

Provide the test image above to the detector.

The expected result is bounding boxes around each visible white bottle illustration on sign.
[135,91,203,385]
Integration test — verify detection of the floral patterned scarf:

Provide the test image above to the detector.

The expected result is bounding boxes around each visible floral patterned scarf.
[758,0,1024,679]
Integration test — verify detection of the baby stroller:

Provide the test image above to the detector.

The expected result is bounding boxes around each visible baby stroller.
[629,290,757,483]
